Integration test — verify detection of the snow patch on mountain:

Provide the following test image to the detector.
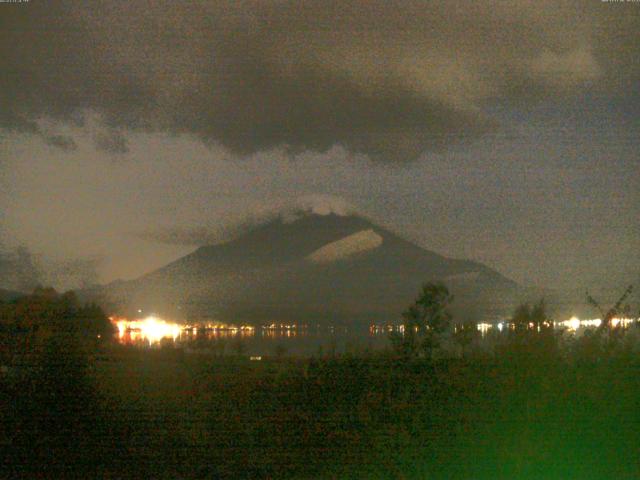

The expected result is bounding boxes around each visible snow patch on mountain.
[307,229,383,264]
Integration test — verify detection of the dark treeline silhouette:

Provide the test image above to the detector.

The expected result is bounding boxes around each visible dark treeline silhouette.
[0,289,128,478]
[390,282,453,359]
[1,284,639,478]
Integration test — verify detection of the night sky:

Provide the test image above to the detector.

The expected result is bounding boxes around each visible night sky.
[1,1,638,296]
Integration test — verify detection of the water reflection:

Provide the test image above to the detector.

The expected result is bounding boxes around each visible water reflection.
[471,316,636,336]
[112,316,257,346]
[111,315,639,351]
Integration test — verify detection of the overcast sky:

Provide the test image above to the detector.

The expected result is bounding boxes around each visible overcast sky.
[1,1,638,295]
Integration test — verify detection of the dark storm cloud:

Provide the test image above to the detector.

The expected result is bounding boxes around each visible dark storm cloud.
[1,1,638,160]
[139,195,358,246]
[0,246,41,292]
[0,245,101,292]
[0,112,77,152]
[44,134,77,151]
[94,129,129,155]
[46,256,102,289]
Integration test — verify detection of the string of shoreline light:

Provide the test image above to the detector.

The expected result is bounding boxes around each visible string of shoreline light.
[112,315,639,345]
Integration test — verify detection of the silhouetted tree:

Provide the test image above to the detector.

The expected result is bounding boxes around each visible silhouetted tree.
[454,321,479,358]
[0,288,116,477]
[511,299,548,332]
[392,282,453,359]
[506,299,559,362]
[587,284,634,330]
[512,303,532,332]
[0,288,114,368]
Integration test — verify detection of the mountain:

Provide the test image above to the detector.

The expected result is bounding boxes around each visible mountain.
[89,212,521,325]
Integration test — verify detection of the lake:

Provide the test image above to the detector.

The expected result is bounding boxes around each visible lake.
[111,315,639,357]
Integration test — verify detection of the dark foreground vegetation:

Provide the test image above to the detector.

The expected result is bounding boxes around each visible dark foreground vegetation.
[1,288,640,479]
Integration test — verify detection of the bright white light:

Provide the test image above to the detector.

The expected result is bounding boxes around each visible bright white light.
[611,317,634,328]
[112,317,258,345]
[583,318,602,328]
[114,316,181,345]
[556,316,603,331]
[477,323,492,335]
[568,316,581,331]
[141,316,181,344]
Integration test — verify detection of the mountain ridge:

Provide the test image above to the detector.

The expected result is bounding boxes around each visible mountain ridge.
[87,212,521,324]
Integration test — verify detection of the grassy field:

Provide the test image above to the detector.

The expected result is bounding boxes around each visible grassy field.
[83,343,640,479]
[3,333,640,479]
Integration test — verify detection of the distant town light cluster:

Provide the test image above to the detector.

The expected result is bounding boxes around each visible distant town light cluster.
[373,316,639,337]
[110,316,255,346]
[112,316,181,345]
[472,316,637,335]
[110,314,639,346]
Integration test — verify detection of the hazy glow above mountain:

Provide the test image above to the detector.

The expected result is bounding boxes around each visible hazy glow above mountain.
[307,229,383,264]
[280,195,355,223]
